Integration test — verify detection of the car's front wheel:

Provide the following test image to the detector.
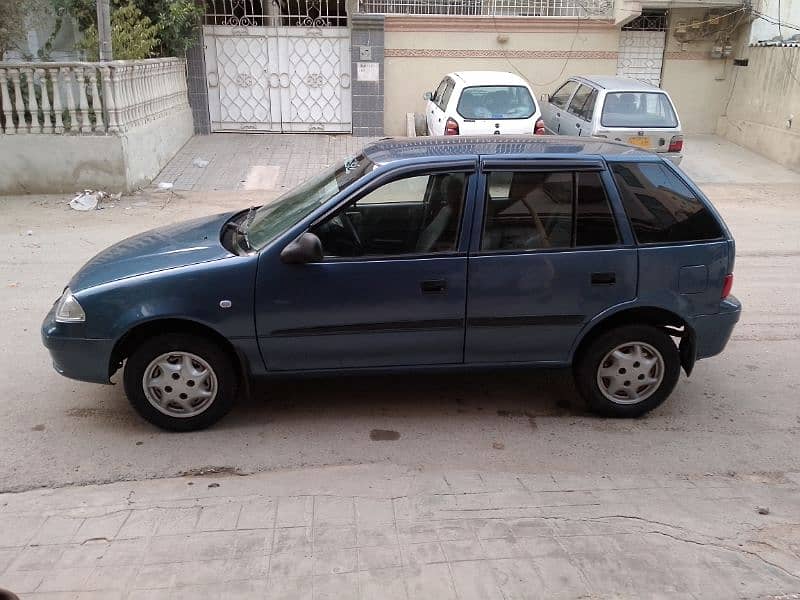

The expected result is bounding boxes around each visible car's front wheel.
[574,325,680,417]
[123,333,238,431]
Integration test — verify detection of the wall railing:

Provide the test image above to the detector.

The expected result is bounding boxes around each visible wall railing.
[0,58,188,135]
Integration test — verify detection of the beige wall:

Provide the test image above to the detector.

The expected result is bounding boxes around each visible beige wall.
[717,46,800,170]
[661,8,738,134]
[383,19,620,135]
[383,10,741,136]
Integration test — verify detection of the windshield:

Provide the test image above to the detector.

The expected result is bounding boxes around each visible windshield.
[601,92,678,128]
[457,85,536,120]
[246,155,374,250]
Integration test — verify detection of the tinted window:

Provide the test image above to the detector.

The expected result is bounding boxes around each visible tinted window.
[567,85,596,120]
[457,86,536,119]
[611,162,723,244]
[313,172,467,257]
[601,92,678,128]
[550,81,579,109]
[576,172,618,246]
[483,172,573,251]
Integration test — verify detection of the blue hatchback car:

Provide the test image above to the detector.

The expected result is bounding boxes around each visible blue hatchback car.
[42,137,741,431]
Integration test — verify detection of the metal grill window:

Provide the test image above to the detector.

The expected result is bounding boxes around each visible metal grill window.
[357,0,611,17]
[204,0,348,27]
[622,10,668,31]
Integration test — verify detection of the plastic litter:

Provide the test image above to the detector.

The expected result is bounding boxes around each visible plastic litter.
[25,230,33,236]
[192,157,210,168]
[157,182,174,190]
[69,190,108,211]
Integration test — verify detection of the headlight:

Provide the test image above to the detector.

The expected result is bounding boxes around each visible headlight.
[54,288,86,323]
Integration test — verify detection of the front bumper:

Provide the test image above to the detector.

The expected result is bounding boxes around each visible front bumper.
[691,296,742,360]
[41,305,113,384]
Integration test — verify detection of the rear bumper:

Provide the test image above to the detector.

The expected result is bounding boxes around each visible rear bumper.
[690,296,742,360]
[41,306,113,384]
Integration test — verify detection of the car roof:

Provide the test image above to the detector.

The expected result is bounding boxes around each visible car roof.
[445,71,531,87]
[571,75,664,92]
[363,136,652,164]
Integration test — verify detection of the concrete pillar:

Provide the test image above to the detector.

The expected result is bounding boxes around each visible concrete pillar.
[350,14,385,137]
[186,2,211,134]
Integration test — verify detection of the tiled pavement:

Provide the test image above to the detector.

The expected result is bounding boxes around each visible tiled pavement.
[1,465,800,599]
[155,134,379,193]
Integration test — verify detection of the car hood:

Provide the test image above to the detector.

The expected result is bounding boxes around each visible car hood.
[70,212,237,291]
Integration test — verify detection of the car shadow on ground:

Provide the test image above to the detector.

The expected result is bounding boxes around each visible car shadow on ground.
[222,368,592,427]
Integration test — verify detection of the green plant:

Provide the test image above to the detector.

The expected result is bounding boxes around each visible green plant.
[52,0,203,59]
[79,2,160,61]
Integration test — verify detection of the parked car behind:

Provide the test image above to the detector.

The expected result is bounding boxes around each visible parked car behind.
[541,76,684,164]
[422,71,545,136]
[43,136,739,431]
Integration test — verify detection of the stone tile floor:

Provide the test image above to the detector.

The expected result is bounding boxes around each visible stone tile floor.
[155,134,379,193]
[1,465,799,599]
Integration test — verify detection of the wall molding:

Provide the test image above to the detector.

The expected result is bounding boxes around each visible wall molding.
[385,48,619,59]
[384,15,616,32]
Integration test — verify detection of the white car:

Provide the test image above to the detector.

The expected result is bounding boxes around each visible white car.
[423,71,545,137]
[540,76,684,164]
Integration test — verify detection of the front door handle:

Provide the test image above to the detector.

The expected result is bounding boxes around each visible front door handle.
[591,272,616,285]
[421,279,446,294]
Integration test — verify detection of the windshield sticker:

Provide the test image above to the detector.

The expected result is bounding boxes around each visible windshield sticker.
[344,157,359,173]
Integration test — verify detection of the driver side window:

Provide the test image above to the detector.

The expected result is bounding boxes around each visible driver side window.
[311,172,468,258]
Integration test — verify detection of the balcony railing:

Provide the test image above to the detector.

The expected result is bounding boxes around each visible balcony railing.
[358,0,612,17]
[0,58,188,135]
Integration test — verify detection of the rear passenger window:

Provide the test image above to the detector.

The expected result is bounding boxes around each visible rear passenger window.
[567,85,595,120]
[611,162,723,244]
[482,171,618,251]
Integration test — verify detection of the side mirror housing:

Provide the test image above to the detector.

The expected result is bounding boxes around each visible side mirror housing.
[280,231,323,264]
[540,93,550,103]
[423,91,433,101]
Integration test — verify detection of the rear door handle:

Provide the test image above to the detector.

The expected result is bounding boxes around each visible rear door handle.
[421,279,446,294]
[591,272,616,285]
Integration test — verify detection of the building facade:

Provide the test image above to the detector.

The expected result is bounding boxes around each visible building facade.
[190,0,751,136]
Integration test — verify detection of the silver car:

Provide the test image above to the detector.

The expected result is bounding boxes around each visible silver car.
[540,76,683,164]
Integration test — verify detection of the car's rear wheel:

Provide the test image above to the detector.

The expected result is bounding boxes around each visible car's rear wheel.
[574,325,680,417]
[123,333,238,431]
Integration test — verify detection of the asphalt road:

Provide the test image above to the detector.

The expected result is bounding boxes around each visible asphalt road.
[1,137,799,493]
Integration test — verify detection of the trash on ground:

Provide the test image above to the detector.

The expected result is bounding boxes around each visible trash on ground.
[69,190,109,211]
[192,158,210,168]
[25,230,33,236]
[157,182,174,191]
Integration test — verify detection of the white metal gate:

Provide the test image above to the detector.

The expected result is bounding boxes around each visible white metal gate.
[203,1,351,133]
[616,12,669,87]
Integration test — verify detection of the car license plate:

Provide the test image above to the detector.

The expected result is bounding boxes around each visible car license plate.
[628,136,651,148]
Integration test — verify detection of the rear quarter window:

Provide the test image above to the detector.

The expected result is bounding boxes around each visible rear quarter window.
[610,162,723,244]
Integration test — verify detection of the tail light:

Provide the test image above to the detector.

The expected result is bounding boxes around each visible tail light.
[534,118,546,135]
[668,135,684,153]
[444,118,459,136]
[721,273,733,299]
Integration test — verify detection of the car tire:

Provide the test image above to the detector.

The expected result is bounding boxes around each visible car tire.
[574,325,680,418]
[123,333,238,431]
[414,113,428,136]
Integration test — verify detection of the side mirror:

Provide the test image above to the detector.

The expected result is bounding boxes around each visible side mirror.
[280,231,323,264]
[423,91,433,101]
[540,93,550,103]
